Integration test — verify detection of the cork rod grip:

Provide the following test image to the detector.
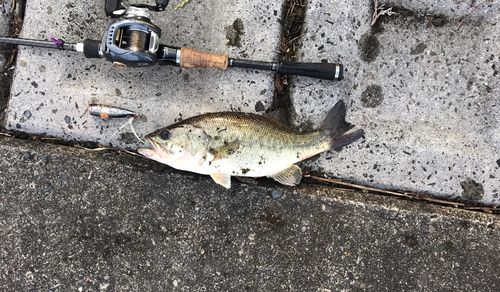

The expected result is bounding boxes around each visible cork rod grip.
[179,47,228,70]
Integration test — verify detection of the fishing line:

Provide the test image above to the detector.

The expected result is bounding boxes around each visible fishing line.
[105,115,146,144]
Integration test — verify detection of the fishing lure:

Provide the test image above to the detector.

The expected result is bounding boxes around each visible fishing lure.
[89,104,137,119]
[88,104,145,144]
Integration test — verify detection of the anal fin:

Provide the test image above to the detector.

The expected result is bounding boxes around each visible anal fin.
[210,173,232,189]
[268,165,302,186]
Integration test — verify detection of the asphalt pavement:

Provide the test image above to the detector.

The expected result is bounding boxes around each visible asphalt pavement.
[1,136,500,291]
[1,0,500,290]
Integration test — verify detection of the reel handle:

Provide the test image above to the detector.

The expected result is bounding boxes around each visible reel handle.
[105,0,123,17]
[105,0,170,17]
[179,48,228,70]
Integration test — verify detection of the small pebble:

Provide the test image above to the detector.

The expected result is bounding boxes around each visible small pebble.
[23,110,32,119]
[271,189,284,199]
[432,18,445,27]
[23,153,32,160]
[301,226,307,233]
[42,186,52,193]
[104,276,110,280]
[265,270,271,276]
[64,116,71,124]
[39,154,48,163]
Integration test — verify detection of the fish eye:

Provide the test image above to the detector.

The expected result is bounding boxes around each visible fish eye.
[160,131,171,140]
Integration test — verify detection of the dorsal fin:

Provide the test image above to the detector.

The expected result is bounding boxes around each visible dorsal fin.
[265,108,291,128]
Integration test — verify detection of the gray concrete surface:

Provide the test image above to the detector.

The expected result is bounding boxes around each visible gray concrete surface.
[5,0,280,146]
[292,0,500,205]
[0,0,15,67]
[3,0,499,206]
[0,0,14,68]
[1,136,500,291]
[0,0,9,35]
[0,0,15,124]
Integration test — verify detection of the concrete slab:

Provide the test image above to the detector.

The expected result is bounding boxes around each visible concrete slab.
[0,0,14,68]
[0,0,15,123]
[5,0,282,147]
[1,136,500,291]
[292,0,500,205]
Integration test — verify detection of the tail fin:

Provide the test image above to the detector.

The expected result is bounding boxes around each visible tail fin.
[321,100,364,150]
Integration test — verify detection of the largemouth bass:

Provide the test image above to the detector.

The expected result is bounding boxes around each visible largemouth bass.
[138,100,364,188]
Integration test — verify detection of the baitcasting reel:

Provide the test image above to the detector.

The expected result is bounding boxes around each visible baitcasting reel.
[0,0,344,80]
[90,0,168,67]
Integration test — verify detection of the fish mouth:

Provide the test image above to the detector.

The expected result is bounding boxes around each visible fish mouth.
[137,137,170,159]
[137,147,157,159]
[137,137,157,157]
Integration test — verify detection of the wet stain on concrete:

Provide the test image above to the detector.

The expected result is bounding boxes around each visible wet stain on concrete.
[460,179,484,201]
[358,32,380,63]
[225,18,244,47]
[119,132,138,144]
[138,114,148,122]
[410,43,427,55]
[255,101,265,112]
[430,18,445,27]
[467,78,474,90]
[360,84,384,108]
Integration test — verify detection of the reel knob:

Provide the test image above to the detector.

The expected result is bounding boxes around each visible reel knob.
[105,0,170,17]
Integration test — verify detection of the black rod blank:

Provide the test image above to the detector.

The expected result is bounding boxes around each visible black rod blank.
[0,37,77,51]
[228,58,343,81]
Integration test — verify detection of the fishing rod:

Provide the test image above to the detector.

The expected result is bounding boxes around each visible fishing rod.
[0,0,343,81]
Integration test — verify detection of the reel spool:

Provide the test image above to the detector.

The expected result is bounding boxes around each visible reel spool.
[100,15,161,67]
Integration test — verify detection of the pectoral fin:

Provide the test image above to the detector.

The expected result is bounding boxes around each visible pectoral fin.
[210,173,232,189]
[268,165,302,186]
[208,139,241,161]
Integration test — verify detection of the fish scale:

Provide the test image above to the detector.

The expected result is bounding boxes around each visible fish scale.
[138,100,364,188]
[176,112,330,175]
